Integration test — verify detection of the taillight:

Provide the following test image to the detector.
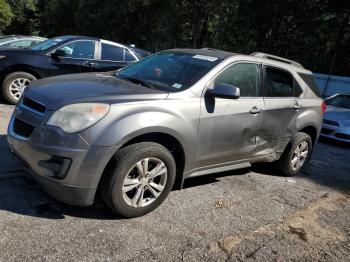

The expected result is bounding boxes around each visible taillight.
[321,101,326,114]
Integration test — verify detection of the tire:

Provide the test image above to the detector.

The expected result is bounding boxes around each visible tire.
[101,142,176,218]
[277,132,313,176]
[2,71,37,104]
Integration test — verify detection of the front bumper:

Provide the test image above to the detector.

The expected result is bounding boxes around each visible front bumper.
[320,123,350,143]
[7,105,117,206]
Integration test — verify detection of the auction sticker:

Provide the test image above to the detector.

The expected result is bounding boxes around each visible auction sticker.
[192,55,218,62]
[172,83,183,89]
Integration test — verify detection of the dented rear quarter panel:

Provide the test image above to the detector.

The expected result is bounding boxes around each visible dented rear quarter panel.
[258,97,322,155]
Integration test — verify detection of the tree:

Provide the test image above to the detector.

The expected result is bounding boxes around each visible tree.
[5,0,39,34]
[0,0,13,33]
[0,0,349,76]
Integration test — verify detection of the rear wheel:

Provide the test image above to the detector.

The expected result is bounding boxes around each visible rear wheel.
[277,132,312,176]
[101,142,176,218]
[2,71,36,104]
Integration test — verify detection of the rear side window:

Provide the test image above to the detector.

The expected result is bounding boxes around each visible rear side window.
[264,67,293,97]
[125,49,136,62]
[298,73,321,97]
[101,43,124,61]
[293,80,303,97]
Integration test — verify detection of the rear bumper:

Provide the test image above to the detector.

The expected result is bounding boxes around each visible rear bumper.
[320,124,350,143]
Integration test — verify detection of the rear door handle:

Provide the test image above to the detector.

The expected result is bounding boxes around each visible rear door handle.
[250,106,262,114]
[84,61,96,67]
[293,104,301,110]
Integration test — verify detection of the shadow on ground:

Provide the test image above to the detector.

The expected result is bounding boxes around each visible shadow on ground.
[0,131,349,221]
[0,165,250,221]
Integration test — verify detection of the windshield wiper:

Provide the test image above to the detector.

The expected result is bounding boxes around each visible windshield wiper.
[117,74,155,89]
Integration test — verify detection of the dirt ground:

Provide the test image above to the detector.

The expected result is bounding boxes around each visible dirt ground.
[0,102,349,261]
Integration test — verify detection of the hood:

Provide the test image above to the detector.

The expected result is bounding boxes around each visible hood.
[24,72,169,110]
[324,105,350,123]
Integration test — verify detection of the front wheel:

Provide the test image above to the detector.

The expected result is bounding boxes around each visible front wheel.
[277,132,313,176]
[2,71,37,104]
[101,142,176,218]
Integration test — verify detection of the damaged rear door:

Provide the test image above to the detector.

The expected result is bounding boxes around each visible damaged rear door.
[257,65,300,155]
[195,62,264,168]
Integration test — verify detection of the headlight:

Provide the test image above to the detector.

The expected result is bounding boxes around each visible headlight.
[47,103,110,133]
[0,55,6,59]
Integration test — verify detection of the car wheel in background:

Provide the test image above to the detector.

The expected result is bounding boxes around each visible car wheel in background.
[2,71,37,104]
[101,142,176,218]
[277,132,313,176]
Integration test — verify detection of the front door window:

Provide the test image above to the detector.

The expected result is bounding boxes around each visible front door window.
[57,40,95,59]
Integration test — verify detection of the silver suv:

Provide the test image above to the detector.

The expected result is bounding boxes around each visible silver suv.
[7,49,324,217]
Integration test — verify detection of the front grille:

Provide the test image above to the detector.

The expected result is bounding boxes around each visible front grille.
[335,133,350,140]
[13,118,35,138]
[321,128,333,135]
[22,96,46,114]
[323,119,339,126]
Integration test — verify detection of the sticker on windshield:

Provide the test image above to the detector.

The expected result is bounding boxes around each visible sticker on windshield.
[192,55,218,62]
[172,83,183,89]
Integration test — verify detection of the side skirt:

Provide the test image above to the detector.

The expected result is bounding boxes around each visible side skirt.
[186,162,251,179]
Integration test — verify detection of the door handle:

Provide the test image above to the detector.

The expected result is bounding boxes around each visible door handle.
[84,61,96,67]
[293,104,301,110]
[250,106,262,114]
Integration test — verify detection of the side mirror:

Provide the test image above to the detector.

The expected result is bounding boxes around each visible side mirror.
[51,49,67,60]
[207,84,240,99]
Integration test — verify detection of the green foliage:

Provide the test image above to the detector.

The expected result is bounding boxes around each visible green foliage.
[5,0,38,34]
[0,0,13,33]
[0,0,349,76]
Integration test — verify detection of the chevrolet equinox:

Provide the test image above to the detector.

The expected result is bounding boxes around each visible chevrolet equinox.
[7,49,324,217]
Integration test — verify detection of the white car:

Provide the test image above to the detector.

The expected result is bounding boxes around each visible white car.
[0,35,47,48]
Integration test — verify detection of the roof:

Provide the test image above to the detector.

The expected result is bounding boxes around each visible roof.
[167,48,307,72]
[168,48,236,59]
[55,35,100,41]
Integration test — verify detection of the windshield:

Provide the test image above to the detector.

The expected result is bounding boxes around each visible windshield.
[117,52,222,91]
[326,95,350,109]
[31,36,71,51]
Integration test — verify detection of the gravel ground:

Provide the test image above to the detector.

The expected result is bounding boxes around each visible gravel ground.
[0,101,349,261]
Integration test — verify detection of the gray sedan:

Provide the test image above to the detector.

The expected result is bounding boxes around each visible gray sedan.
[321,93,350,143]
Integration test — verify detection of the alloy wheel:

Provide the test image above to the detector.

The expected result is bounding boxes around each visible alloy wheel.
[122,157,168,208]
[9,77,31,100]
[291,141,309,171]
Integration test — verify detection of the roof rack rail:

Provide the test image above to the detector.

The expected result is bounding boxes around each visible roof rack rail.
[251,52,304,69]
[201,47,220,51]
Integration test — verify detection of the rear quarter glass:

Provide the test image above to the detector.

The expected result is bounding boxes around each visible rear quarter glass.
[298,73,321,97]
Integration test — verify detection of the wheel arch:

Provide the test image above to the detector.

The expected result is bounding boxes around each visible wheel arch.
[97,131,187,198]
[1,65,42,82]
[298,125,319,147]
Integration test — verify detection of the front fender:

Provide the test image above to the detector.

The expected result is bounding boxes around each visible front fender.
[80,99,200,171]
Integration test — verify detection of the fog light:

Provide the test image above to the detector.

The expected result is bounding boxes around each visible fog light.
[38,156,72,179]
